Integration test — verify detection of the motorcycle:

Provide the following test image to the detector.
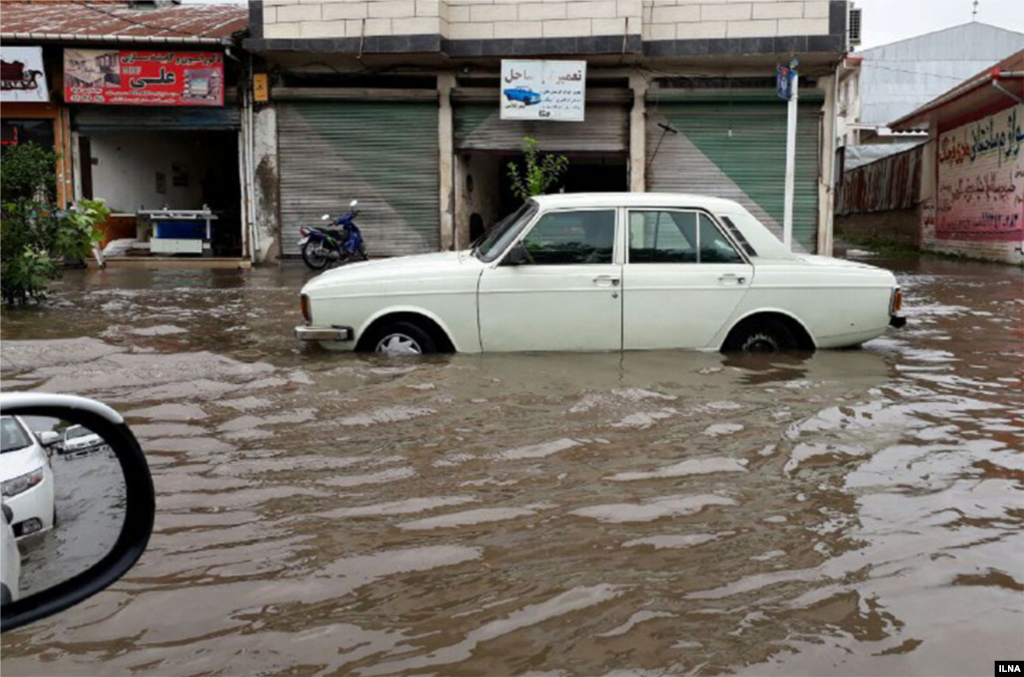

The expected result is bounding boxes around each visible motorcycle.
[297,199,369,270]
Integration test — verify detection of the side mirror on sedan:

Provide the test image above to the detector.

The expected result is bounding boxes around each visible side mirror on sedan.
[34,431,60,448]
[503,242,530,266]
[0,394,154,633]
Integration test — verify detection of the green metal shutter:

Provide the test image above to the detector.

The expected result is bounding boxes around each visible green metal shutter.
[454,103,628,152]
[646,93,821,252]
[278,101,439,257]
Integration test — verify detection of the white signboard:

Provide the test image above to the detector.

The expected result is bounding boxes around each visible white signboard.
[1,46,49,103]
[501,60,585,122]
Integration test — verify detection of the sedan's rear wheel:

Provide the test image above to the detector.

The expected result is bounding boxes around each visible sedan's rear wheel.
[370,321,437,355]
[723,319,797,354]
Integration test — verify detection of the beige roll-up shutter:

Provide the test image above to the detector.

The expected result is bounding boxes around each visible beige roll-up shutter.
[278,100,440,257]
[454,89,630,153]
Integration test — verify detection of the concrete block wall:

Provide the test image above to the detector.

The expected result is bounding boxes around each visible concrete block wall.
[642,0,830,41]
[261,0,830,41]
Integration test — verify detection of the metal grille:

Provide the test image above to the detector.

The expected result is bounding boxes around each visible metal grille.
[646,98,821,252]
[454,103,628,153]
[278,101,440,257]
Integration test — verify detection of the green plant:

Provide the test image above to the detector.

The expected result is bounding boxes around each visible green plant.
[506,136,569,203]
[1,144,108,305]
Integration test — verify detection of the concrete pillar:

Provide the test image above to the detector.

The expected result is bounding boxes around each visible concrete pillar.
[251,105,280,263]
[629,72,647,193]
[438,73,456,250]
[817,74,836,256]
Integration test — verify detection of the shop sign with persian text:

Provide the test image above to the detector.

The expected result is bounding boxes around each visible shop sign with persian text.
[1,46,49,103]
[500,60,585,122]
[64,49,224,106]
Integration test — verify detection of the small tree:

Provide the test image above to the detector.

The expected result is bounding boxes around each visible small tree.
[506,136,569,203]
[1,143,107,305]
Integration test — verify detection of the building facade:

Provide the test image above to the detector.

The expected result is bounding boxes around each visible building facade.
[891,49,1023,265]
[245,0,852,259]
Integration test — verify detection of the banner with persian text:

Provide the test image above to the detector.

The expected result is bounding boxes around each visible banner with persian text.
[500,60,585,122]
[64,49,223,106]
[936,107,1024,242]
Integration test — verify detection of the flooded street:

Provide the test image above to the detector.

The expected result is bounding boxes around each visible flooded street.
[1,252,1021,676]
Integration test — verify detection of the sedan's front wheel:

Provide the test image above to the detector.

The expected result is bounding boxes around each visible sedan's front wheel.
[370,321,437,355]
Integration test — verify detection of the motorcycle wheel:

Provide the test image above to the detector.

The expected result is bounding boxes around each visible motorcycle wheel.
[358,244,369,261]
[301,241,331,270]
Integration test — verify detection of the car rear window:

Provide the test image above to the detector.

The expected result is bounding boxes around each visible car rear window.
[720,216,758,257]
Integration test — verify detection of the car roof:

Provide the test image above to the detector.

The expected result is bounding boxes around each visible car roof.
[530,192,747,211]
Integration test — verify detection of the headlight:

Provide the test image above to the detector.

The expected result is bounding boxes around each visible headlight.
[2,467,45,498]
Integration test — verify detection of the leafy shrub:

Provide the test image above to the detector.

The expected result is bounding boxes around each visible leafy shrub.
[507,136,569,203]
[1,143,107,305]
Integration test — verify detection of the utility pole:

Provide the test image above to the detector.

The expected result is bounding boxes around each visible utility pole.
[782,57,799,251]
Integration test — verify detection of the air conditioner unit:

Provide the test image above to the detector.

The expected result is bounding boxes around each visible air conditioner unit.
[849,7,862,47]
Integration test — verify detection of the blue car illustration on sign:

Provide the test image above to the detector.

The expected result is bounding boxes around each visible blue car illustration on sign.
[503,86,542,105]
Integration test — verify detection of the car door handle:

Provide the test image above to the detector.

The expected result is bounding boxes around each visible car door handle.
[719,273,747,285]
[593,275,620,287]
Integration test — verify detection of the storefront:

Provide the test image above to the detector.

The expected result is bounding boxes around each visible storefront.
[0,45,72,205]
[275,93,441,258]
[63,48,245,259]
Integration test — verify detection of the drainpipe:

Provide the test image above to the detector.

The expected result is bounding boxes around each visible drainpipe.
[991,80,1023,105]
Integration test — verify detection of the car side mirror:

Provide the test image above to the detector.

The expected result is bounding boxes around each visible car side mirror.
[0,394,154,633]
[34,431,60,448]
[503,242,529,266]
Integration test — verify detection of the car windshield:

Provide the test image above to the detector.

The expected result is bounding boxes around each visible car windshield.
[65,425,90,440]
[473,201,538,263]
[0,416,31,454]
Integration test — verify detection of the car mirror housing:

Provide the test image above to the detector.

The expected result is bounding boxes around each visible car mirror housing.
[0,394,154,633]
[503,242,529,266]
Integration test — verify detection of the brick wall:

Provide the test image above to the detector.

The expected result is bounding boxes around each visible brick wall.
[834,209,920,248]
[262,0,833,41]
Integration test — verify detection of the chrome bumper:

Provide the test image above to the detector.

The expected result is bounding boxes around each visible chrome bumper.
[295,326,354,342]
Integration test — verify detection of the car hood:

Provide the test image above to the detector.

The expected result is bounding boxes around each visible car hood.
[0,446,47,481]
[66,435,102,449]
[303,251,482,293]
[796,254,881,270]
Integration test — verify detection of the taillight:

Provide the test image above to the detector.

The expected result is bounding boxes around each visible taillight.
[300,294,311,324]
[890,288,903,314]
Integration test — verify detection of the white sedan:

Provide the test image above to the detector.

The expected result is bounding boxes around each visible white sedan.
[0,415,56,539]
[296,193,905,354]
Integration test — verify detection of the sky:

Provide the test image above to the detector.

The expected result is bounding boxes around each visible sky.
[853,0,1024,49]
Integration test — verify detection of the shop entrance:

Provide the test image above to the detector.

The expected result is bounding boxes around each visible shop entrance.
[457,152,628,246]
[76,129,242,256]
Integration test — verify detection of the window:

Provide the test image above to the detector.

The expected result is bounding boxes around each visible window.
[629,210,744,264]
[698,214,744,263]
[719,216,758,257]
[521,210,615,265]
[1,416,31,454]
[629,210,696,263]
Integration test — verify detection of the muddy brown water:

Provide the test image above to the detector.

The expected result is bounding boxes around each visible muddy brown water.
[1,252,1021,676]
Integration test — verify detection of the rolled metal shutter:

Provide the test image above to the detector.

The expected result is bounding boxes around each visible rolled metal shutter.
[454,99,628,153]
[646,91,821,252]
[278,100,439,257]
[72,105,241,131]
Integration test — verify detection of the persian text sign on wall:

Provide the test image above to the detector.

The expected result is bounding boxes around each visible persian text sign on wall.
[936,107,1024,242]
[1,46,49,103]
[500,60,585,122]
[64,50,224,106]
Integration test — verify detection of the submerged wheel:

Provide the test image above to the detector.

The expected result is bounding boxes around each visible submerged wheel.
[723,318,797,354]
[301,241,330,270]
[368,321,437,355]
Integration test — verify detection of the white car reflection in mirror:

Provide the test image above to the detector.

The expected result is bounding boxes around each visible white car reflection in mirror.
[0,416,55,540]
[296,194,905,355]
[59,425,107,458]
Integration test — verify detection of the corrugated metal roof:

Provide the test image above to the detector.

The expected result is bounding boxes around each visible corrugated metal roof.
[844,141,926,171]
[854,22,1024,126]
[0,1,247,43]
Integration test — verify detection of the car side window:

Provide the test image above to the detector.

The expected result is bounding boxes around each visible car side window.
[521,210,615,265]
[698,214,744,264]
[628,211,697,263]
